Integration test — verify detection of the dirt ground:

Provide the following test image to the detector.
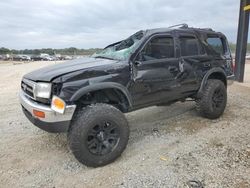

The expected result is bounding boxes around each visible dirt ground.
[0,60,250,188]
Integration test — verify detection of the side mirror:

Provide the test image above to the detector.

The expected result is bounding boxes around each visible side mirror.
[136,51,145,61]
[133,51,145,66]
[134,60,142,66]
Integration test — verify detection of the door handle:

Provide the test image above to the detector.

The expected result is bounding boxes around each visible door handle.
[203,64,211,68]
[169,66,178,73]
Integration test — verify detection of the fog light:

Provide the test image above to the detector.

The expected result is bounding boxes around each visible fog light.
[33,109,45,118]
[51,96,65,114]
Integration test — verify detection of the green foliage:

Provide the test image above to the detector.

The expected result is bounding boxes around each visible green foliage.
[228,43,250,53]
[228,42,236,53]
[0,47,102,55]
[0,47,11,55]
[1,43,250,55]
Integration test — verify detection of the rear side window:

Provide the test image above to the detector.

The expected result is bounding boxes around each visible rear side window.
[179,36,200,56]
[142,36,175,60]
[206,37,225,55]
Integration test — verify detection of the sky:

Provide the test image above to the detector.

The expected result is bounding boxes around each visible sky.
[0,0,241,49]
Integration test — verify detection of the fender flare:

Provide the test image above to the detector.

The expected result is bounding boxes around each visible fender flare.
[70,82,133,107]
[197,67,227,97]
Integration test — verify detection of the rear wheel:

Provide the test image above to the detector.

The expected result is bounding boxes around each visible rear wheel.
[68,103,129,167]
[196,79,227,119]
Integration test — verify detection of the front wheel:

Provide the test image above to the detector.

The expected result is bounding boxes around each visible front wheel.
[68,103,129,167]
[196,79,227,119]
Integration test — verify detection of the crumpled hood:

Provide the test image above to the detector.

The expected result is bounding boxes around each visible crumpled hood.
[24,57,117,82]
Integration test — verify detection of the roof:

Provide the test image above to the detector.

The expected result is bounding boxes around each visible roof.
[144,24,222,36]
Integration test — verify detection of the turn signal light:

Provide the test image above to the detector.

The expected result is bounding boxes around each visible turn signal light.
[51,96,65,114]
[33,110,45,118]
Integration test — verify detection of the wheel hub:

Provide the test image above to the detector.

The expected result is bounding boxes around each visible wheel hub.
[212,88,224,109]
[97,131,105,141]
[87,121,119,155]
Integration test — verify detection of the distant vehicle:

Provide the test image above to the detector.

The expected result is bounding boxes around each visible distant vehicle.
[31,55,43,61]
[31,54,55,61]
[42,56,53,61]
[59,55,73,60]
[13,55,31,61]
[2,54,12,61]
[55,54,62,60]
[20,24,234,167]
[40,53,52,61]
[64,55,73,60]
[245,54,250,60]
[49,56,58,61]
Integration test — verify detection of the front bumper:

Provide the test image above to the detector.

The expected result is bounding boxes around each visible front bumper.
[19,91,76,133]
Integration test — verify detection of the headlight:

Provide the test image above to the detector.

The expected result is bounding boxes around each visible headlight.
[33,82,51,99]
[51,96,65,114]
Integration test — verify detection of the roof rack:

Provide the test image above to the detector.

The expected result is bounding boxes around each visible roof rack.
[168,23,188,29]
[199,28,213,31]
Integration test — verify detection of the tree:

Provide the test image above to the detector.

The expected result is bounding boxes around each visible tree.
[0,47,10,54]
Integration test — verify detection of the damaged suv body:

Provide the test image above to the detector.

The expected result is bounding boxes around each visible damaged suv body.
[20,24,234,167]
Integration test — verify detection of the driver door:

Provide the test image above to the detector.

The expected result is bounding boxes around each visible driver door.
[129,34,182,107]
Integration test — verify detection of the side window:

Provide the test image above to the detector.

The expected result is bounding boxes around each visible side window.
[206,37,225,55]
[179,36,200,56]
[141,36,175,60]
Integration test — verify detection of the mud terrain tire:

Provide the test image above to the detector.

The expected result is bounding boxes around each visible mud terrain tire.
[196,79,227,119]
[68,103,129,167]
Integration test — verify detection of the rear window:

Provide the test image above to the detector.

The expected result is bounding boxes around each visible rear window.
[179,36,200,56]
[206,37,225,55]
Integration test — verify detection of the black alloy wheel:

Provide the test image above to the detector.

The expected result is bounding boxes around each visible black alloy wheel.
[87,121,120,156]
[211,87,225,110]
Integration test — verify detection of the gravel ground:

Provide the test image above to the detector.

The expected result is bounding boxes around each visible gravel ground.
[0,61,250,188]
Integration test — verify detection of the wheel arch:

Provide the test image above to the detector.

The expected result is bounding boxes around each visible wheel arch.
[70,82,133,112]
[198,67,227,97]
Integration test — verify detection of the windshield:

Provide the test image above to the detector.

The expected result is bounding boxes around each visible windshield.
[92,30,144,60]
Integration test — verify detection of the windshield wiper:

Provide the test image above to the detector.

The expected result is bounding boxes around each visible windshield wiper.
[94,56,116,60]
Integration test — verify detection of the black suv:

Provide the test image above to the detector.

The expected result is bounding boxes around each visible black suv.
[19,24,234,167]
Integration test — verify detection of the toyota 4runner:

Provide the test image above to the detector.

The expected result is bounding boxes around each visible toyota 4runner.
[19,24,234,167]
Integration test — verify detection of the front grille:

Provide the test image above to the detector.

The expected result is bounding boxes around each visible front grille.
[21,78,51,104]
[21,78,36,99]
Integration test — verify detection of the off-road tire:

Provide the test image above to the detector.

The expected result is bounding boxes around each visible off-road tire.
[196,79,227,119]
[68,103,129,167]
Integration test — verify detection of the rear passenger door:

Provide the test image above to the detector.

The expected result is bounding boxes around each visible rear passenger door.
[175,33,207,96]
